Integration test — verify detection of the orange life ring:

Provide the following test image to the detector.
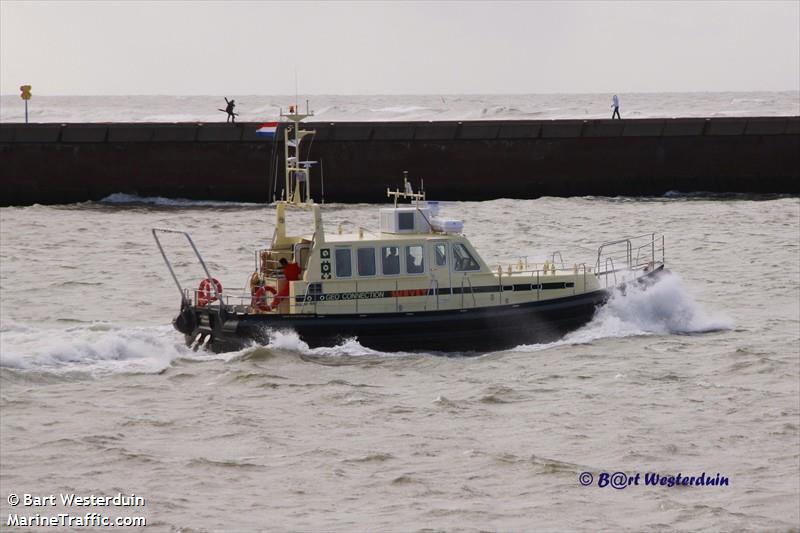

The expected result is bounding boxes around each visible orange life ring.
[197,278,223,306]
[252,285,277,311]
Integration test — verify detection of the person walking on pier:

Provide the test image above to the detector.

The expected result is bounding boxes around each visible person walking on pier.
[611,94,621,119]
[223,97,237,123]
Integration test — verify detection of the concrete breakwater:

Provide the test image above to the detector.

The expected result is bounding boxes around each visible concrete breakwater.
[0,117,798,206]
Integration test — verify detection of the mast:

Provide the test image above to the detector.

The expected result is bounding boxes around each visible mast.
[280,101,316,206]
[272,101,322,249]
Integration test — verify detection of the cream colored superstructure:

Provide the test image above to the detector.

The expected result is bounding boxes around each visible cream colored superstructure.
[248,106,603,316]
[284,231,599,315]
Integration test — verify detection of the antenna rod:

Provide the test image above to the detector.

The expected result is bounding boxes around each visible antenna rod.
[320,160,325,204]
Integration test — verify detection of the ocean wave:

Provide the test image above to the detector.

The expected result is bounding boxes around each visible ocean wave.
[369,105,431,114]
[99,193,262,208]
[662,191,795,200]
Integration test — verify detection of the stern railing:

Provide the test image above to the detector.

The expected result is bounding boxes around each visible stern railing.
[595,233,665,287]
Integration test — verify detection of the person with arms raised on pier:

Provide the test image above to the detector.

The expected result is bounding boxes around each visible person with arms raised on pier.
[223,97,237,123]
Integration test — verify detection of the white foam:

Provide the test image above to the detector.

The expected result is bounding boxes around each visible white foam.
[0,322,192,375]
[264,329,311,352]
[513,271,731,352]
[598,271,731,334]
[262,329,408,358]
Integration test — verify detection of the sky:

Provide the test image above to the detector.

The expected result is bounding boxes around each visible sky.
[1,0,798,96]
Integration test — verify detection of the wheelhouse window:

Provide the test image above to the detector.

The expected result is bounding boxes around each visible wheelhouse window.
[381,246,400,275]
[405,245,424,274]
[335,248,352,278]
[434,243,447,267]
[453,243,480,271]
[357,247,376,276]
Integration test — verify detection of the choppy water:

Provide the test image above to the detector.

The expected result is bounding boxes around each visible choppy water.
[1,91,798,123]
[1,196,798,532]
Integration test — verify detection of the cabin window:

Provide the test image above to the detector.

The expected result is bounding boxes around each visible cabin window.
[357,247,376,276]
[382,246,400,275]
[406,245,424,274]
[398,212,415,231]
[453,243,480,271]
[434,243,447,267]
[335,248,352,278]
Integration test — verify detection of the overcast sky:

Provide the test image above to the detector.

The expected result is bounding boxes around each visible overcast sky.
[1,0,798,95]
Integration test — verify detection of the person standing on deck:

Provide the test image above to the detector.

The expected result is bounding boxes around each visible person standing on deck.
[271,258,300,309]
[611,94,621,119]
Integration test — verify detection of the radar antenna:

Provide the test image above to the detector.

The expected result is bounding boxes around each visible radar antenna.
[387,171,426,207]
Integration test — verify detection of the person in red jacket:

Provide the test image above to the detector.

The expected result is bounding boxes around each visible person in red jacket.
[271,258,300,309]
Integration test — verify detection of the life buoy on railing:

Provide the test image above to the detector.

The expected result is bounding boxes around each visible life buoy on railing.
[197,278,223,307]
[252,285,277,312]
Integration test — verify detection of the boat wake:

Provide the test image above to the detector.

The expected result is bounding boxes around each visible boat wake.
[0,320,402,377]
[512,270,732,352]
[0,321,197,377]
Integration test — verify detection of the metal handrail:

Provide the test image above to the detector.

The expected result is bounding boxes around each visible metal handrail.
[596,233,665,274]
[604,258,617,287]
[422,276,439,310]
[551,251,566,270]
[152,228,219,304]
[299,282,312,313]
[460,274,477,308]
[581,263,586,294]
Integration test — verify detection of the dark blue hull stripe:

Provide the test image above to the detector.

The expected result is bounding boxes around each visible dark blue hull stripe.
[295,281,575,303]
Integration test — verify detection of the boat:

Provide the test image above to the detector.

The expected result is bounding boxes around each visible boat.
[153,104,666,353]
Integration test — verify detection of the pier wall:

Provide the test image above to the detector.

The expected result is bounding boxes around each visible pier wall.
[0,117,798,206]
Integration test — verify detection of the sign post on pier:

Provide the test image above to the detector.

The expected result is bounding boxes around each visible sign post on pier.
[20,85,32,124]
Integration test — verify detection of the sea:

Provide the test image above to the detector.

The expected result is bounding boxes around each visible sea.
[0,91,799,123]
[1,93,799,532]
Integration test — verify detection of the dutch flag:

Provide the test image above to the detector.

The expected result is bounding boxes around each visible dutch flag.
[256,122,278,138]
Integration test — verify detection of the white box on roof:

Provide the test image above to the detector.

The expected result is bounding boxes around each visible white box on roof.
[430,216,464,234]
[379,207,432,234]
